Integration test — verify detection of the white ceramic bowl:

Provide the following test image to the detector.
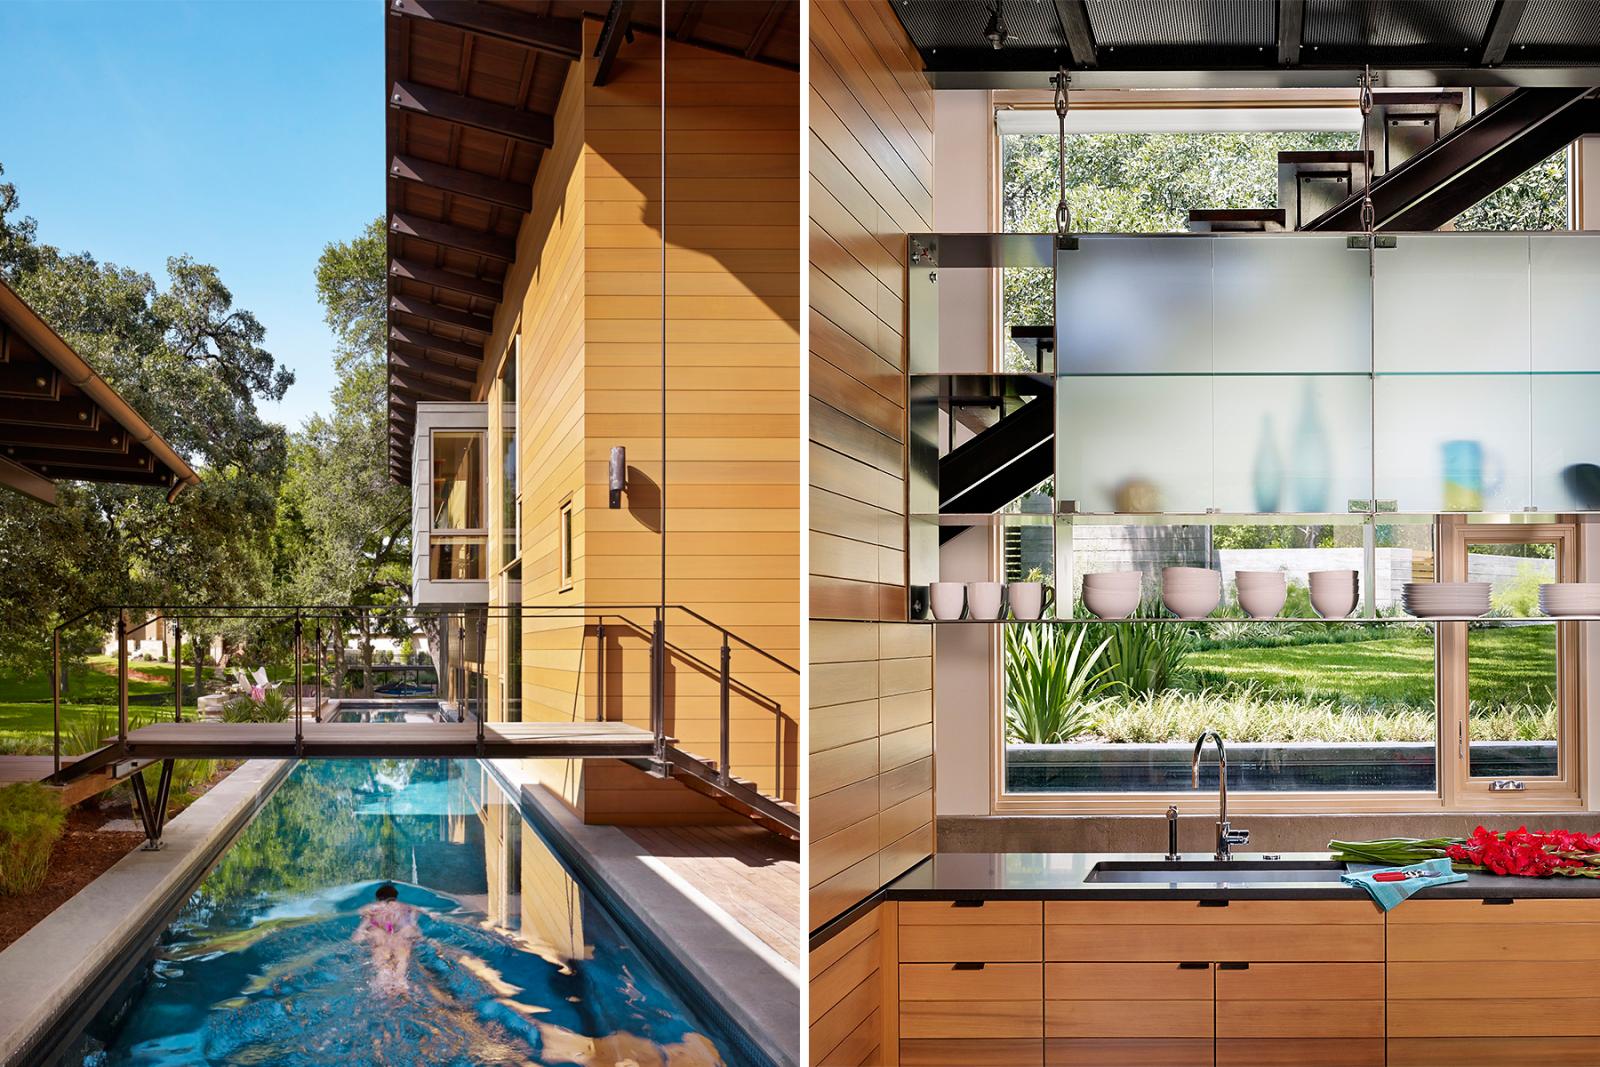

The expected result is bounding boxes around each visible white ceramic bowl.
[1309,568,1359,586]
[1009,582,1044,621]
[1310,585,1358,619]
[1162,583,1220,619]
[1083,571,1141,586]
[1083,584,1140,620]
[929,582,965,620]
[967,581,1004,620]
[1234,570,1286,584]
[1164,566,1219,581]
[1234,571,1287,619]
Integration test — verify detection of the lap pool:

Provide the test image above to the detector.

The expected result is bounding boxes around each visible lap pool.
[71,760,751,1066]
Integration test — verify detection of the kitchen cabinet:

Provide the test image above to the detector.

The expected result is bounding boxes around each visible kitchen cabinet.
[1387,898,1600,1066]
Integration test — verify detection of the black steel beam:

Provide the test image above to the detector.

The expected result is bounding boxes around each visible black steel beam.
[1277,0,1305,67]
[388,80,555,148]
[388,347,479,386]
[389,154,531,212]
[938,393,1054,542]
[388,0,582,61]
[389,324,485,365]
[745,1,786,60]
[1051,0,1097,68]
[389,370,471,402]
[594,1,637,88]
[389,293,495,336]
[1480,0,1530,67]
[389,211,517,261]
[390,257,502,302]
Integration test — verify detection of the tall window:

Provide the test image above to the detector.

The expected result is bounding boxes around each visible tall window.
[430,431,485,580]
[500,334,519,570]
[559,499,574,591]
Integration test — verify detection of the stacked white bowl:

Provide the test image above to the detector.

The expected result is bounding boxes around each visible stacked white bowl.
[1082,570,1141,620]
[1234,570,1288,619]
[1308,569,1359,619]
[1402,581,1491,619]
[1538,582,1600,618]
[1162,566,1221,619]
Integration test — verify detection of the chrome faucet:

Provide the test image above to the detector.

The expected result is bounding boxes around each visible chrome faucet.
[1191,730,1249,861]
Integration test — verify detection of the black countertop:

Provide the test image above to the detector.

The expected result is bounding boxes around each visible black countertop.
[883,851,1600,902]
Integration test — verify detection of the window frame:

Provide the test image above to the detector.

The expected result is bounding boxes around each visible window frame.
[497,330,521,576]
[428,428,487,582]
[558,496,574,592]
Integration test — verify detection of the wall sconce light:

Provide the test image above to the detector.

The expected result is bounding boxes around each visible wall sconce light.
[608,446,627,508]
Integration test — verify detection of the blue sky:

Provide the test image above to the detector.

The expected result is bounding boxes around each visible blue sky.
[0,0,382,429]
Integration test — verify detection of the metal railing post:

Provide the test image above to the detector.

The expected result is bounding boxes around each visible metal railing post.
[314,625,323,722]
[51,627,61,775]
[596,619,606,722]
[173,617,182,723]
[719,633,731,786]
[651,611,666,761]
[475,610,485,745]
[117,612,129,743]
[293,612,303,754]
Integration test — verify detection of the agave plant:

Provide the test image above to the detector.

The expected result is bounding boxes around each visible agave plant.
[1004,624,1114,744]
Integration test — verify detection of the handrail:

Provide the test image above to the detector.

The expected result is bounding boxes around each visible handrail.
[48,601,796,808]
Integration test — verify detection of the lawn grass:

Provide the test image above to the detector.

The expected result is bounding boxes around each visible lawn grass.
[1185,626,1556,709]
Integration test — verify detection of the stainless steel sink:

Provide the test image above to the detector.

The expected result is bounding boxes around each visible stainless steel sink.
[1086,860,1348,885]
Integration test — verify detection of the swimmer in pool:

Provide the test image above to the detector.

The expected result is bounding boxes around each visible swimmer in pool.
[352,882,421,995]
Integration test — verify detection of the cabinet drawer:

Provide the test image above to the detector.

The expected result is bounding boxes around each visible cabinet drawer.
[1389,921,1600,962]
[1218,1038,1383,1067]
[1044,998,1212,1039]
[902,1038,1042,1066]
[1390,959,1600,999]
[1046,962,1213,1001]
[900,962,1041,1001]
[1215,962,1382,1001]
[1045,899,1379,926]
[1390,1037,1600,1066]
[901,999,1043,1039]
[1046,922,1383,962]
[900,923,1043,962]
[1045,1038,1212,1067]
[1389,997,1600,1038]
[1216,997,1383,1039]
[1387,897,1600,924]
[900,900,1041,925]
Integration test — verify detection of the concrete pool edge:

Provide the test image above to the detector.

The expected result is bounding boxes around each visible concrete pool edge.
[487,759,801,1067]
[0,759,293,1067]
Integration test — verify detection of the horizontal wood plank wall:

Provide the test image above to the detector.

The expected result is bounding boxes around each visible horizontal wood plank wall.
[812,903,894,1066]
[809,0,935,947]
[580,24,801,822]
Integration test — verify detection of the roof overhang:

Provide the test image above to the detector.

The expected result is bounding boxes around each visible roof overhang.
[0,279,199,505]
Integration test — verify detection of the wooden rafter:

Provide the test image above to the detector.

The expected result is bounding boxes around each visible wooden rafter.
[389,212,517,261]
[594,1,636,88]
[0,361,59,399]
[388,347,479,386]
[746,0,786,59]
[389,369,471,402]
[4,444,155,473]
[389,293,495,336]
[389,325,485,365]
[387,0,582,61]
[389,154,531,212]
[390,258,502,302]
[389,80,555,148]
[0,421,131,453]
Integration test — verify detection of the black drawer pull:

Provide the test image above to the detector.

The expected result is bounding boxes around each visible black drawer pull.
[1198,899,1230,908]
[1483,898,1515,906]
[953,962,986,971]
[1178,962,1209,970]
[1218,961,1250,970]
[952,900,985,908]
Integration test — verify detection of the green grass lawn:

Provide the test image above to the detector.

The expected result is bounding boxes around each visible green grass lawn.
[1186,626,1557,709]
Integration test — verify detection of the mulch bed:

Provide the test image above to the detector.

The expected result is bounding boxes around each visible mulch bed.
[0,762,240,953]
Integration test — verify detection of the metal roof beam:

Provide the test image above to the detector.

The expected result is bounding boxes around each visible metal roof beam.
[389,212,517,262]
[387,0,582,61]
[389,154,531,212]
[389,325,484,365]
[1481,0,1530,67]
[1051,0,1097,68]
[389,293,495,337]
[389,80,555,148]
[390,258,502,302]
[1277,0,1305,67]
[594,1,636,88]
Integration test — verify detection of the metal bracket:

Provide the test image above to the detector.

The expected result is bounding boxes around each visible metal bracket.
[1347,234,1397,249]
[129,758,175,851]
[909,236,938,266]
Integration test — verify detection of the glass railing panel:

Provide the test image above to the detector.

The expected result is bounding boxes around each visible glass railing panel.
[1530,234,1600,372]
[1057,237,1212,375]
[1212,235,1370,374]
[1374,234,1532,374]
[1374,373,1531,513]
[1057,376,1213,514]
[1213,373,1371,515]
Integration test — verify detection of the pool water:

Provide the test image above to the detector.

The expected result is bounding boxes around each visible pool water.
[75,760,737,1066]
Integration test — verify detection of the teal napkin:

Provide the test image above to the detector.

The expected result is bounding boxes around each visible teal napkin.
[1342,857,1466,911]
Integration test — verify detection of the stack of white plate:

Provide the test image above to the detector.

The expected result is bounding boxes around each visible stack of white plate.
[1082,570,1141,620]
[1162,566,1221,619]
[1402,582,1491,619]
[1234,570,1287,619]
[1539,582,1600,618]
[1308,569,1359,619]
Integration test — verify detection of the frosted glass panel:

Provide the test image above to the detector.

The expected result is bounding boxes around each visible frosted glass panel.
[1532,374,1600,510]
[1214,375,1371,514]
[1213,237,1370,374]
[1058,377,1212,513]
[1058,238,1212,375]
[1374,235,1531,374]
[1531,236,1600,372]
[1374,375,1530,512]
